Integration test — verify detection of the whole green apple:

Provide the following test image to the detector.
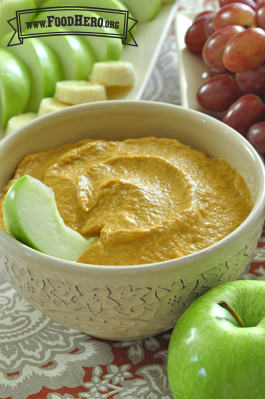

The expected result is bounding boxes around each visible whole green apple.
[167,280,265,399]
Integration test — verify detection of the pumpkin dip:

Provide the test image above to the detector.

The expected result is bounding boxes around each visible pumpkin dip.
[0,137,253,266]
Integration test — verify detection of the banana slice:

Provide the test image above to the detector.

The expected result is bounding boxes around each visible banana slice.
[54,80,107,105]
[6,113,38,135]
[38,97,70,116]
[89,61,136,87]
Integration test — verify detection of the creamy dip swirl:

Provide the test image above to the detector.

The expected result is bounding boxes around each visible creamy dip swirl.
[0,137,253,265]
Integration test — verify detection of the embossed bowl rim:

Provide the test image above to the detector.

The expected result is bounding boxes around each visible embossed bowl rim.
[0,100,264,273]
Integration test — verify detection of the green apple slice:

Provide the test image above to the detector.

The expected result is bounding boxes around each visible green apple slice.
[0,48,31,129]
[0,35,64,112]
[3,175,98,261]
[33,7,122,61]
[120,0,162,23]
[0,0,37,40]
[24,26,96,79]
[39,0,136,43]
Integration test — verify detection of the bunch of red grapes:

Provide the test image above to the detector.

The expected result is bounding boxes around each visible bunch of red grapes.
[185,0,265,153]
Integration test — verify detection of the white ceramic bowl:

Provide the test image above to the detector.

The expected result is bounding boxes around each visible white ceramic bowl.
[0,101,264,341]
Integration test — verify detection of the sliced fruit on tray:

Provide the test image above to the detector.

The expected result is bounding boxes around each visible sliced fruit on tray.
[0,35,64,112]
[3,175,98,261]
[0,48,31,130]
[33,8,123,61]
[24,26,97,80]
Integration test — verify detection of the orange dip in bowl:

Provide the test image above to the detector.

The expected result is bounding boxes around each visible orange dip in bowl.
[0,137,253,265]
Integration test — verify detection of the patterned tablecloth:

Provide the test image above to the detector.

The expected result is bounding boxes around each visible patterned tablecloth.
[1,0,265,398]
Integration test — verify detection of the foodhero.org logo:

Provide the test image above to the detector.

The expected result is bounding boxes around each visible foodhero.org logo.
[7,6,138,47]
[26,14,120,30]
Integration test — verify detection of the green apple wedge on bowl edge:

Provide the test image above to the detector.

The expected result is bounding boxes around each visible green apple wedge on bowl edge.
[168,279,265,399]
[3,175,98,261]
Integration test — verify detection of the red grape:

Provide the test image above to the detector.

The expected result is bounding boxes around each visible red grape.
[185,15,213,53]
[202,25,245,69]
[235,63,265,94]
[219,0,257,10]
[246,121,265,152]
[204,15,216,38]
[223,93,265,135]
[255,0,265,7]
[213,3,256,30]
[223,27,265,73]
[256,2,265,29]
[209,66,229,76]
[197,74,243,112]
[184,2,265,153]
[195,11,216,22]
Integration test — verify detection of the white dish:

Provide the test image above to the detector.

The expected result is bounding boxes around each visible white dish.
[175,11,224,120]
[0,2,178,139]
[1,101,264,340]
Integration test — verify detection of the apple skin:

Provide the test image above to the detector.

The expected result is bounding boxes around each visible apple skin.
[33,7,122,62]
[3,175,98,261]
[167,280,265,399]
[0,0,37,40]
[0,48,31,129]
[23,26,96,80]
[0,35,64,112]
[121,0,162,23]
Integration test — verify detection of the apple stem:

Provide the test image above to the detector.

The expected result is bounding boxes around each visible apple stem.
[217,300,245,328]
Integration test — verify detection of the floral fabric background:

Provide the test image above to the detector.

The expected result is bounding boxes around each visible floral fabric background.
[1,0,264,398]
